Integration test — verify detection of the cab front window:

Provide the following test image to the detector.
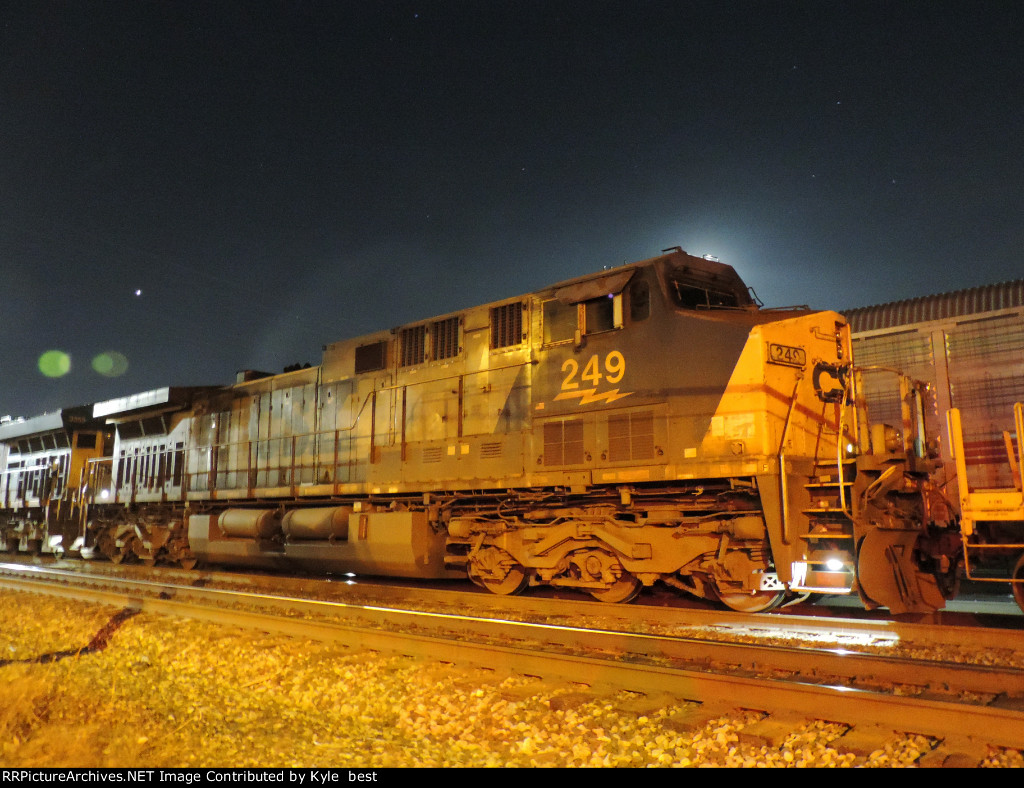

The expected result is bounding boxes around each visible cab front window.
[666,269,745,309]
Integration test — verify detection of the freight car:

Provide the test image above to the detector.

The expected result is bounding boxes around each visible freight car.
[0,248,962,614]
[846,280,1024,499]
[949,402,1024,610]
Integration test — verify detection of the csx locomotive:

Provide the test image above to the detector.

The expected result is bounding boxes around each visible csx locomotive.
[0,248,962,614]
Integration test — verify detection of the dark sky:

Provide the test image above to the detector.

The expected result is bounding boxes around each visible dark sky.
[2,1,1022,418]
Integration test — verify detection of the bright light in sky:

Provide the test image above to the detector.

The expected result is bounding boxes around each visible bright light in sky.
[38,350,71,378]
[92,351,130,377]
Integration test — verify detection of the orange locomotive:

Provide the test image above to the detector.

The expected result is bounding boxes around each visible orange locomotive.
[0,248,961,614]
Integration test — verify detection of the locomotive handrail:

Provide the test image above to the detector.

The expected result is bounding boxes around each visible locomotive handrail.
[184,385,377,494]
[777,374,803,546]
[184,357,537,495]
[370,358,531,396]
[0,458,69,508]
[854,364,931,459]
[190,390,379,493]
[836,376,852,518]
[0,461,59,475]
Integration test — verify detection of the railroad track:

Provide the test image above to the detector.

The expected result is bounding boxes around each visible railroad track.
[3,560,1024,759]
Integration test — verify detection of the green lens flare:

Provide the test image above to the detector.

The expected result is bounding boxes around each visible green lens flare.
[38,350,72,378]
[92,351,129,377]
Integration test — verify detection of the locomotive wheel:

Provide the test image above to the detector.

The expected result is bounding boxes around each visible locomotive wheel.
[95,530,130,564]
[714,586,786,613]
[590,573,642,604]
[481,566,528,595]
[1012,554,1024,615]
[468,547,529,596]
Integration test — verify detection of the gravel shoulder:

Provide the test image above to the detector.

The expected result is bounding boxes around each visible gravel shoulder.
[2,590,1022,768]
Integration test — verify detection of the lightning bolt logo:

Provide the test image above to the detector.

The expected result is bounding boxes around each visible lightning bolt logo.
[554,389,634,406]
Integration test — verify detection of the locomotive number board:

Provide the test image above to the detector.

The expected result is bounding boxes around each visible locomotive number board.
[768,343,806,368]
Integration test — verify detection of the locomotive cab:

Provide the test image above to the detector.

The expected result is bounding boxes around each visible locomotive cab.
[0,406,107,555]
[445,248,961,613]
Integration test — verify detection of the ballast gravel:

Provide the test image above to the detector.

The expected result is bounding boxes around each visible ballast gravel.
[0,589,1021,768]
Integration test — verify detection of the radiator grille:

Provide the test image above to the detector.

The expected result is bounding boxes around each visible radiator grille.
[399,325,427,367]
[490,303,524,349]
[608,411,654,462]
[433,317,460,360]
[543,419,584,466]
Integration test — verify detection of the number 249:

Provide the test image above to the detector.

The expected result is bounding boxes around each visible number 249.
[561,351,626,389]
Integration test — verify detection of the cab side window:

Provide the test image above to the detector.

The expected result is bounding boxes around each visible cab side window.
[629,279,650,322]
[584,295,616,334]
[543,300,577,344]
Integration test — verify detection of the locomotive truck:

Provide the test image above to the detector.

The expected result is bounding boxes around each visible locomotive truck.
[0,248,962,614]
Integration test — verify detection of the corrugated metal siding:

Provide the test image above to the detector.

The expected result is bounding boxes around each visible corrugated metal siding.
[847,278,1024,491]
[844,279,1024,333]
[853,332,935,430]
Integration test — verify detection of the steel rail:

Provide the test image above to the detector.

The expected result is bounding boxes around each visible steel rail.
[7,559,1024,654]
[3,570,1024,748]
[4,562,1024,698]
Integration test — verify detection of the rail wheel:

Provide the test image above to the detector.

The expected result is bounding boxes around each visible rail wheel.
[714,584,786,613]
[468,546,529,596]
[570,549,642,603]
[1012,554,1024,614]
[590,573,642,603]
[95,530,131,564]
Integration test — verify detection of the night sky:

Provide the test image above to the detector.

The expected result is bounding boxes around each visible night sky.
[2,1,1022,418]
